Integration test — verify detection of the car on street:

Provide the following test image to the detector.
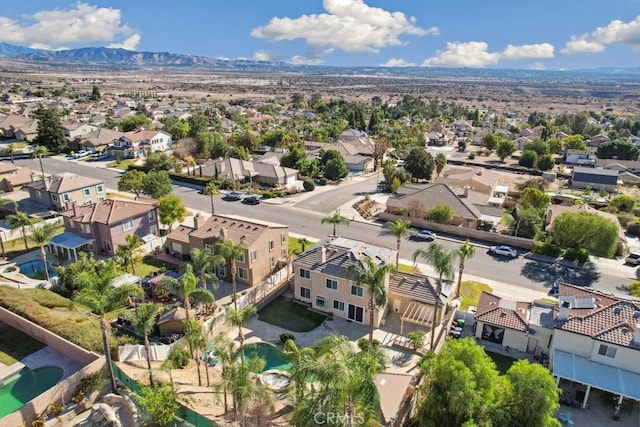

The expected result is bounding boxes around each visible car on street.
[488,245,518,258]
[412,229,437,241]
[72,150,91,159]
[226,191,244,201]
[625,252,640,266]
[242,195,262,205]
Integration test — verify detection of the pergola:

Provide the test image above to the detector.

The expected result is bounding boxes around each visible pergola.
[49,231,94,262]
[400,301,434,334]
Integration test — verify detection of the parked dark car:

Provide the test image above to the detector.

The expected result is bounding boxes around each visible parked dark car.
[243,195,261,205]
[226,191,244,201]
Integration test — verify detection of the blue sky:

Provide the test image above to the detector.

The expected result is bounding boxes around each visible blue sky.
[1,1,640,69]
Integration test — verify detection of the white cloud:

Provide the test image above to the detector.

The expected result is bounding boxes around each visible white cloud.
[108,34,140,50]
[502,43,554,59]
[252,51,273,61]
[562,15,640,54]
[381,58,415,67]
[530,62,546,70]
[251,0,436,54]
[288,55,324,65]
[423,42,501,67]
[0,3,140,50]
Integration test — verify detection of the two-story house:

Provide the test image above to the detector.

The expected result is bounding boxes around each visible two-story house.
[24,172,106,211]
[0,162,33,192]
[292,238,396,326]
[110,129,173,159]
[550,283,640,409]
[61,122,99,142]
[164,214,289,287]
[53,198,160,260]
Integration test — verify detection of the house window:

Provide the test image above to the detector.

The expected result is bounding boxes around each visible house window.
[299,269,310,279]
[316,296,326,309]
[238,267,249,280]
[300,287,311,299]
[350,285,364,297]
[251,250,257,262]
[83,188,91,197]
[96,184,104,193]
[333,300,345,311]
[62,193,70,202]
[36,190,42,199]
[98,196,105,202]
[269,256,275,268]
[150,225,158,235]
[51,194,59,202]
[204,243,214,251]
[217,265,226,277]
[269,240,274,251]
[148,211,155,221]
[65,218,73,227]
[281,233,286,244]
[281,249,287,259]
[122,219,134,231]
[598,344,617,358]
[236,253,245,263]
[103,240,112,252]
[326,279,338,291]
[82,224,91,234]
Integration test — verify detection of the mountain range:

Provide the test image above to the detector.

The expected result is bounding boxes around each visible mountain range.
[0,41,639,80]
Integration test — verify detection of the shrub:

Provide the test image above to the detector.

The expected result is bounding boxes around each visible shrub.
[166,347,190,369]
[532,242,562,257]
[262,191,276,199]
[563,248,590,263]
[627,221,640,236]
[357,338,380,352]
[394,208,408,216]
[468,152,476,160]
[318,177,328,186]
[616,212,636,228]
[303,179,315,191]
[519,150,538,168]
[407,330,426,350]
[279,332,296,345]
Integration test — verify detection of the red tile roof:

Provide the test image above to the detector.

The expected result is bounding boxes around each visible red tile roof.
[474,292,529,332]
[60,198,157,225]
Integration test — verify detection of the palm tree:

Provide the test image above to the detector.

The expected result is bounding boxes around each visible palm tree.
[297,236,311,253]
[6,211,33,249]
[115,234,143,275]
[73,259,144,393]
[346,256,395,345]
[435,152,447,178]
[183,318,207,387]
[214,238,247,311]
[455,239,476,299]
[413,243,457,350]
[173,263,214,319]
[225,305,257,361]
[30,145,49,185]
[283,339,316,404]
[129,302,160,387]
[321,211,350,237]
[190,247,222,291]
[222,356,274,420]
[294,333,386,427]
[7,143,15,164]
[213,333,238,413]
[30,223,57,282]
[385,219,412,268]
[203,181,220,215]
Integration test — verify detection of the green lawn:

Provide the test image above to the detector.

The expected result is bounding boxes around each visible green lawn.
[398,263,417,274]
[134,256,171,277]
[0,322,45,365]
[106,158,138,170]
[289,236,317,258]
[459,281,493,311]
[258,296,327,332]
[486,351,517,374]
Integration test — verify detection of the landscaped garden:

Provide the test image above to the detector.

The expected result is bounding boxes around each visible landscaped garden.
[258,296,327,332]
[0,322,45,364]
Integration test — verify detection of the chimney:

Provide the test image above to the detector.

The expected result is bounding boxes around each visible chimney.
[463,185,470,198]
[318,245,327,264]
[476,168,484,176]
[633,324,640,349]
[220,227,228,240]
[557,300,571,321]
[193,213,205,230]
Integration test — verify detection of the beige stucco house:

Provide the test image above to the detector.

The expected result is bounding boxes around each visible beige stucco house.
[24,172,106,211]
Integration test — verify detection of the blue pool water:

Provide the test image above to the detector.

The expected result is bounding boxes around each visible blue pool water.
[243,342,292,372]
[0,366,64,418]
[17,260,56,280]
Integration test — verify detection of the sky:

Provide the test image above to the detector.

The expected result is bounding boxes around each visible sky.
[1,1,640,70]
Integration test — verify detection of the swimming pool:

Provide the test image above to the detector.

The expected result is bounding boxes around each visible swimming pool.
[243,342,292,372]
[0,366,64,418]
[17,260,56,280]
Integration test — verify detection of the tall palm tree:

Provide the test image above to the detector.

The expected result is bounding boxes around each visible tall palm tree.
[321,211,350,237]
[221,356,273,420]
[115,234,143,275]
[413,243,457,350]
[294,333,386,427]
[73,259,144,393]
[225,305,257,361]
[455,239,476,299]
[435,152,448,178]
[297,236,311,253]
[182,318,207,387]
[7,143,15,164]
[30,223,57,282]
[172,263,214,319]
[346,256,395,345]
[190,247,222,291]
[129,302,160,387]
[283,339,316,404]
[6,211,33,249]
[214,238,247,311]
[213,333,238,413]
[385,219,412,268]
[30,145,49,186]
[203,181,220,215]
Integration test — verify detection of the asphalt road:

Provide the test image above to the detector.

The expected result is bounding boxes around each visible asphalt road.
[15,156,636,297]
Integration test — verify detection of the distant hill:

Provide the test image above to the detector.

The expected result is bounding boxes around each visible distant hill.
[0,41,639,79]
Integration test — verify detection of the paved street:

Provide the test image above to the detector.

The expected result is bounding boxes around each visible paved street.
[14,156,638,299]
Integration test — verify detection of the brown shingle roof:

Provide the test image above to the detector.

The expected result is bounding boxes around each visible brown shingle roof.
[474,292,529,332]
[44,172,103,193]
[389,273,440,305]
[59,198,157,225]
[386,183,481,219]
[188,214,280,246]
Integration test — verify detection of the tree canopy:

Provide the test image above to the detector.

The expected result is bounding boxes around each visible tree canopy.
[158,194,186,229]
[404,147,434,182]
[143,170,173,199]
[551,211,618,257]
[426,204,454,223]
[144,152,174,172]
[118,169,146,196]
[33,106,67,152]
[117,113,152,132]
[519,187,550,211]
[596,140,640,160]
[496,139,516,161]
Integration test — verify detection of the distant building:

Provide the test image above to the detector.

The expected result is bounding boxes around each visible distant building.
[570,167,618,192]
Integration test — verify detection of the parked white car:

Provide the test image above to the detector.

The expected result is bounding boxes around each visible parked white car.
[488,245,518,258]
[73,150,91,159]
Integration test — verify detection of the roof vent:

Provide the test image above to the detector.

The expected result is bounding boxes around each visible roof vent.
[500,311,506,317]
[633,310,640,319]
[614,305,622,315]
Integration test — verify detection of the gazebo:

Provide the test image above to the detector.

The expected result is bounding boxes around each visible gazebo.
[48,231,94,262]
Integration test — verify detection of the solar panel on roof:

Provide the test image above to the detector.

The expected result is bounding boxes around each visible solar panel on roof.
[574,298,595,309]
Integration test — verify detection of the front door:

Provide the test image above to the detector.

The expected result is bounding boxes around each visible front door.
[527,337,538,352]
[347,304,364,323]
[393,299,401,313]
